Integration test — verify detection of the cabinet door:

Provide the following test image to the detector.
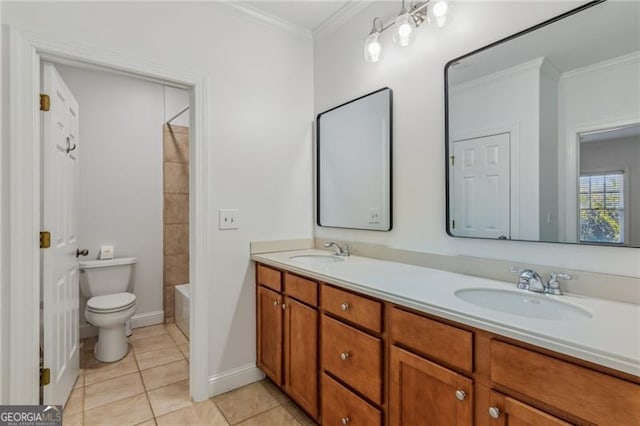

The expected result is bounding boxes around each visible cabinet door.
[284,297,318,418]
[390,346,472,426]
[487,391,571,426]
[257,286,283,384]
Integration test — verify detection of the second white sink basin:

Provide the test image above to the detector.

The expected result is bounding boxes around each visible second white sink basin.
[455,288,592,321]
[289,254,344,265]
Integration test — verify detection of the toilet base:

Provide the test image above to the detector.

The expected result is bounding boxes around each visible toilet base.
[95,325,129,362]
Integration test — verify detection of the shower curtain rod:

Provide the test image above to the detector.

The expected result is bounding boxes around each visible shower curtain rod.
[166,105,190,124]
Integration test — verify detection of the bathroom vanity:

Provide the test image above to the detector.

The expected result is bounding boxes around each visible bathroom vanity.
[253,250,640,425]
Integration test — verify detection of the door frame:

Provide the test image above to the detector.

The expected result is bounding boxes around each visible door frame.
[6,26,211,403]
[561,117,640,243]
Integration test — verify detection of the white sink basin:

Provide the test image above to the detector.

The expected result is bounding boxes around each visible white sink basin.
[454,288,592,320]
[289,254,344,265]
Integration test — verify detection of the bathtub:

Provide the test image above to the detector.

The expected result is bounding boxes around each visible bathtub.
[175,284,190,339]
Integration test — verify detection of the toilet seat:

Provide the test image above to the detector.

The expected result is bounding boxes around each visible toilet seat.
[87,292,136,314]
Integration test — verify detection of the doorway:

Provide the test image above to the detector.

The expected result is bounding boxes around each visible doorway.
[6,27,210,404]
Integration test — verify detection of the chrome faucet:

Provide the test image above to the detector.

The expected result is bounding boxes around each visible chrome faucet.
[324,241,350,257]
[510,267,572,295]
[510,267,545,293]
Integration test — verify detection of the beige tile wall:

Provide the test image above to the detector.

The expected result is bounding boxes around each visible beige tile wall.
[163,124,190,322]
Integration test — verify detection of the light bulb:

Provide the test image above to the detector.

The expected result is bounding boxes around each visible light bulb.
[364,32,382,63]
[430,0,449,27]
[432,0,449,18]
[392,13,416,47]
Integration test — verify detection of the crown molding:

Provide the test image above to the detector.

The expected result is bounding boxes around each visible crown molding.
[313,0,375,39]
[225,2,312,39]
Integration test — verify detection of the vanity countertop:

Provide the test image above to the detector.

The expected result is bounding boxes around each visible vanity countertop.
[252,249,640,377]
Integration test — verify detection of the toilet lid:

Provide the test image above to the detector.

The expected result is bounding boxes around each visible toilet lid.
[87,292,136,313]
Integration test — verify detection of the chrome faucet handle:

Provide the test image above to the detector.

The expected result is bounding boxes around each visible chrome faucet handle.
[341,243,351,256]
[527,270,545,293]
[324,241,339,255]
[510,266,530,290]
[546,272,572,296]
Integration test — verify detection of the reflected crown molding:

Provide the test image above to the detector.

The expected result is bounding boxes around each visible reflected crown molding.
[225,2,312,39]
[225,1,375,40]
[313,0,375,39]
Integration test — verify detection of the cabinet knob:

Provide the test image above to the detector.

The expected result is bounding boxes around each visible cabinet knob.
[340,352,350,361]
[340,303,350,311]
[273,300,280,307]
[488,407,501,419]
[341,417,350,425]
[455,390,466,401]
[281,303,287,310]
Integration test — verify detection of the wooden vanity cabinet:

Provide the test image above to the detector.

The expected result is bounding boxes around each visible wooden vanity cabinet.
[389,346,473,426]
[320,284,385,425]
[257,285,283,384]
[284,295,318,417]
[256,263,640,426]
[485,389,571,426]
[256,264,319,419]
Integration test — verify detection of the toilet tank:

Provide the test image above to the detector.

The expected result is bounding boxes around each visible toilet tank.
[79,257,137,298]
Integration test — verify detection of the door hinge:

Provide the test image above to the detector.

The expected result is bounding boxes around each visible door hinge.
[452,220,456,229]
[40,367,51,386]
[40,94,50,112]
[40,231,51,249]
[450,155,455,166]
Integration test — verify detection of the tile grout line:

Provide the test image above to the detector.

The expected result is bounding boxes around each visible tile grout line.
[130,338,161,424]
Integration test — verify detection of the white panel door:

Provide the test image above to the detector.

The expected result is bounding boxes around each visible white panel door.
[452,133,510,239]
[41,62,80,406]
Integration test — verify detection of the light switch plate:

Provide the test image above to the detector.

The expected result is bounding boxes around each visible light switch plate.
[219,209,239,230]
[369,208,380,224]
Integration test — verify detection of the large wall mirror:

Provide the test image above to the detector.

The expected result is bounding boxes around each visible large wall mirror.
[445,0,639,247]
[317,88,392,231]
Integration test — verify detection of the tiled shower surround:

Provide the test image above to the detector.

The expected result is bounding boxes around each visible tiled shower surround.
[163,124,189,323]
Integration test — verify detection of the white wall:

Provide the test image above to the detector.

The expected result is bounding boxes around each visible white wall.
[55,64,165,330]
[580,137,640,246]
[164,86,190,127]
[0,5,7,404]
[2,1,313,389]
[314,1,640,277]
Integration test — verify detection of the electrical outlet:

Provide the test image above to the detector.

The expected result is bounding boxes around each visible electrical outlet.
[219,209,239,230]
[369,208,380,224]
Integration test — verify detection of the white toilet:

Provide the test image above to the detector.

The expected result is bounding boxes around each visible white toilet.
[79,257,137,362]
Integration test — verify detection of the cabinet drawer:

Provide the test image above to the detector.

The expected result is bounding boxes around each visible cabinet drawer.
[390,307,473,373]
[257,264,281,292]
[284,273,318,306]
[322,373,381,426]
[321,284,382,333]
[322,315,382,404]
[490,340,640,425]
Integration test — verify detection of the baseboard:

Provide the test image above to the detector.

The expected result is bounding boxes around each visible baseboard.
[208,363,265,397]
[130,310,165,329]
[79,323,98,339]
[79,310,165,339]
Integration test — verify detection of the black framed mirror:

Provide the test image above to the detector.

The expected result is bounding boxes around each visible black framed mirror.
[317,87,393,231]
[445,0,639,247]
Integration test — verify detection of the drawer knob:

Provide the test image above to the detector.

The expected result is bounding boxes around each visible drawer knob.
[488,407,501,419]
[281,303,287,310]
[340,352,350,361]
[341,417,350,425]
[340,303,350,311]
[455,390,466,401]
[273,300,280,307]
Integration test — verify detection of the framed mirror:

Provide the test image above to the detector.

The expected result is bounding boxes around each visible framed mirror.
[317,87,392,231]
[445,0,639,247]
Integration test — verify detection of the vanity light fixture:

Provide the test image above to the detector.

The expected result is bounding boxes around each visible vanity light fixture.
[364,0,450,62]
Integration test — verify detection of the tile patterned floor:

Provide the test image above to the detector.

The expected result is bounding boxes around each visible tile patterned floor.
[64,324,315,425]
